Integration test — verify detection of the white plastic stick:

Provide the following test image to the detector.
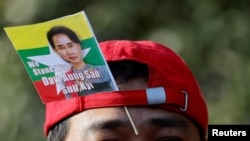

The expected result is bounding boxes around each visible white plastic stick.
[124,106,139,135]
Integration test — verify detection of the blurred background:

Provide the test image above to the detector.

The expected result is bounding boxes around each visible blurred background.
[0,0,250,140]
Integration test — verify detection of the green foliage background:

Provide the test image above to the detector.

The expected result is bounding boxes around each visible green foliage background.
[0,0,249,140]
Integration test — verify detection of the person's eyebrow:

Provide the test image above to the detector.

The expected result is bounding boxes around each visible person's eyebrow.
[67,42,75,45]
[87,119,130,131]
[56,44,64,48]
[147,116,189,130]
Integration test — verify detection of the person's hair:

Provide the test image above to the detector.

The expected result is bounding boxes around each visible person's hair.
[47,26,80,49]
[108,60,149,85]
[47,119,68,141]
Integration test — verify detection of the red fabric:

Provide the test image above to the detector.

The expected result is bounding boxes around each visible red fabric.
[34,80,65,102]
[44,40,208,140]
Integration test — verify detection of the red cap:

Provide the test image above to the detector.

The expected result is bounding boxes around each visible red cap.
[44,40,208,139]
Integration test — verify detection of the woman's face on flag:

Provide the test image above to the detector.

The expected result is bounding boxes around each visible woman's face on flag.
[53,33,83,65]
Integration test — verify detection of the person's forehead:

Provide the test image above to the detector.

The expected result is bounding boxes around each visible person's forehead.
[52,34,78,47]
[68,107,192,129]
[52,33,70,40]
[65,107,200,141]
